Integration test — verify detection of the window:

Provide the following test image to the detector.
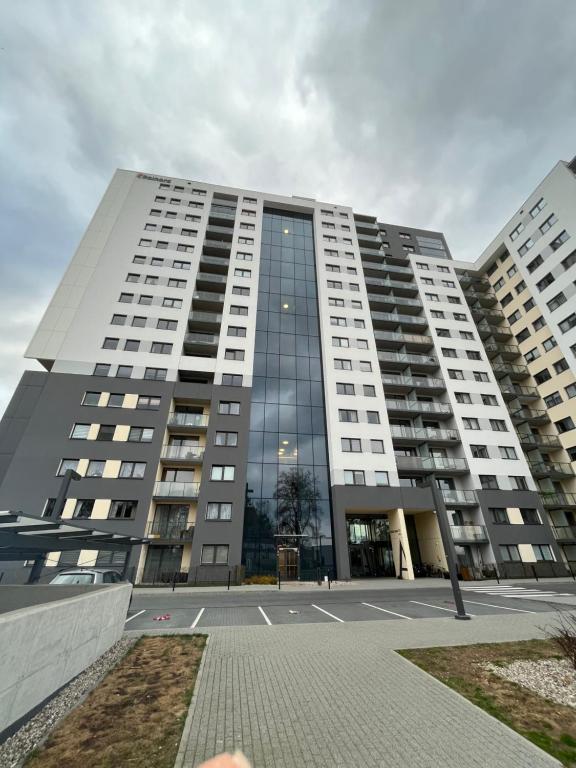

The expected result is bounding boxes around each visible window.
[547,292,566,312]
[222,374,243,386]
[137,395,161,410]
[139,238,152,247]
[509,223,524,241]
[508,309,521,325]
[102,337,119,350]
[442,280,455,288]
[561,249,576,271]
[173,260,191,270]
[337,382,355,395]
[359,361,372,372]
[500,446,518,460]
[473,372,489,382]
[96,424,115,441]
[527,254,544,273]
[131,316,146,328]
[107,393,124,408]
[425,293,439,302]
[334,359,352,370]
[559,313,576,334]
[339,409,358,423]
[542,336,558,352]
[227,326,247,337]
[230,305,248,315]
[536,272,555,292]
[163,298,182,308]
[363,384,376,397]
[151,342,173,354]
[421,277,434,285]
[234,268,251,278]
[518,238,534,256]
[119,461,146,478]
[351,300,362,309]
[442,347,457,358]
[448,369,464,380]
[524,347,540,363]
[109,500,137,519]
[168,278,186,288]
[515,280,526,294]
[555,417,575,434]
[490,419,508,432]
[500,544,521,562]
[116,365,133,379]
[354,319,365,329]
[74,500,94,519]
[224,349,245,361]
[144,275,158,285]
[128,427,154,442]
[460,331,474,340]
[437,329,450,338]
[466,351,481,360]
[93,363,110,376]
[494,277,505,291]
[150,257,164,266]
[342,438,362,452]
[519,508,540,525]
[529,198,546,218]
[501,293,512,308]
[507,265,517,278]
[532,316,545,331]
[534,368,551,384]
[124,339,140,352]
[201,544,230,565]
[447,296,461,304]
[210,465,235,481]
[453,313,467,321]
[463,418,480,430]
[565,383,576,399]
[111,314,127,325]
[236,252,253,261]
[554,358,569,374]
[481,394,497,406]
[215,431,238,447]
[326,264,340,272]
[85,460,105,477]
[479,475,499,490]
[138,295,153,305]
[206,502,232,521]
[431,310,445,319]
[471,444,489,459]
[491,508,509,524]
[371,439,385,453]
[356,339,369,349]
[550,230,569,251]
[328,297,344,307]
[157,318,178,331]
[544,391,562,408]
[375,471,389,486]
[238,237,253,245]
[57,459,79,476]
[510,475,529,490]
[71,423,90,439]
[332,337,349,348]
[516,328,530,343]
[367,411,380,424]
[144,367,167,380]
[344,470,365,485]
[82,391,100,406]
[455,392,472,404]
[218,401,240,415]
[534,544,554,561]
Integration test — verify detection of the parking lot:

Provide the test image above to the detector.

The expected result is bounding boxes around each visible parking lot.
[124,583,574,630]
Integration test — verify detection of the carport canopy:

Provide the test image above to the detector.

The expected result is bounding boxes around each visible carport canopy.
[0,510,147,561]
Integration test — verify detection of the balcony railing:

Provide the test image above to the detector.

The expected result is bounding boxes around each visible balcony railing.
[371,311,427,328]
[161,445,205,462]
[450,525,488,542]
[374,330,433,347]
[379,352,439,368]
[395,456,469,473]
[528,461,574,478]
[189,310,222,326]
[500,384,539,399]
[492,362,530,379]
[381,375,445,391]
[146,520,195,540]
[203,239,232,251]
[540,493,576,509]
[517,433,562,449]
[511,408,550,424]
[552,526,576,541]
[367,293,422,310]
[441,490,478,506]
[389,425,460,442]
[184,332,219,346]
[167,413,209,428]
[484,343,521,359]
[386,400,452,415]
[153,481,200,499]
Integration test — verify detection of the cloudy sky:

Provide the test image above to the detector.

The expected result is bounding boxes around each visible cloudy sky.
[1,0,575,416]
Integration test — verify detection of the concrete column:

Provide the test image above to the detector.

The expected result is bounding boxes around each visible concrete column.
[388,508,414,580]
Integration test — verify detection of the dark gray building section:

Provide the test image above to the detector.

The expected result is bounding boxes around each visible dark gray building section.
[0,371,46,485]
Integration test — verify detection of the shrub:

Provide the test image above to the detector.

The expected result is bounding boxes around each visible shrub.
[547,612,576,669]
[243,575,277,585]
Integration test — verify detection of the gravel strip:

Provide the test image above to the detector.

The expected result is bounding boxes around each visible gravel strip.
[484,658,576,708]
[0,637,135,768]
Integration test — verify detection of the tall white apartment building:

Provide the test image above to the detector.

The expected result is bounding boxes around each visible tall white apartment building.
[0,160,574,583]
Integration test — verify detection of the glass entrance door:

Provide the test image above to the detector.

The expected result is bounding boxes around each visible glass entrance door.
[347,517,395,577]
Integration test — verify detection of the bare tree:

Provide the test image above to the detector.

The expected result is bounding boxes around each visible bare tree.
[274,467,320,538]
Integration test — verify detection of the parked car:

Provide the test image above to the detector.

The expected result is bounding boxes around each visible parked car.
[49,568,126,585]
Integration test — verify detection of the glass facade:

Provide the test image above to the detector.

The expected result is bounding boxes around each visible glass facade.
[242,209,334,577]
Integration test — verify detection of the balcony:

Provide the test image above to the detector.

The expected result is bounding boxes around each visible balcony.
[188,310,222,331]
[379,351,439,371]
[374,330,433,351]
[484,343,521,361]
[371,311,428,332]
[442,490,479,507]
[146,519,195,540]
[492,362,530,381]
[195,272,227,292]
[192,290,225,311]
[356,232,382,245]
[389,425,460,445]
[153,481,201,500]
[203,239,233,257]
[476,321,512,341]
[465,289,497,307]
[395,456,469,475]
[517,433,563,450]
[209,206,236,223]
[471,305,506,323]
[552,526,576,542]
[511,407,550,426]
[205,223,234,237]
[500,384,539,401]
[381,375,446,395]
[367,293,422,313]
[528,461,574,480]
[386,399,453,419]
[199,254,230,274]
[167,412,209,431]
[363,263,413,281]
[450,525,488,543]
[365,276,419,297]
[160,445,205,464]
[541,493,576,509]
[183,331,219,355]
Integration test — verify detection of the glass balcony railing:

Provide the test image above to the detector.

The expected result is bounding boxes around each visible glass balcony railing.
[146,519,195,539]
[552,526,576,541]
[379,352,439,367]
[540,493,576,508]
[517,433,562,449]
[167,413,209,428]
[371,312,427,328]
[450,525,488,542]
[153,481,201,499]
[389,425,460,442]
[528,461,574,478]
[386,400,452,414]
[381,375,445,390]
[374,330,433,347]
[441,490,478,506]
[161,445,205,462]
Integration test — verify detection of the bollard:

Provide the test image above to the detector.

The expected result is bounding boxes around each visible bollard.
[531,564,539,582]
[227,570,231,591]
[172,570,177,592]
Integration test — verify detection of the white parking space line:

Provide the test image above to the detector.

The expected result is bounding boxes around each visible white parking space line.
[258,606,272,625]
[463,600,535,614]
[362,602,413,620]
[410,600,475,616]
[190,607,205,629]
[311,604,345,622]
[125,609,146,623]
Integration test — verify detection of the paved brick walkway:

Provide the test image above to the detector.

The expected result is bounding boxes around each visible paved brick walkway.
[171,613,562,767]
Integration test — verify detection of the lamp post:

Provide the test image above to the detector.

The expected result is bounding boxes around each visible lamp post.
[428,474,470,620]
[27,468,81,584]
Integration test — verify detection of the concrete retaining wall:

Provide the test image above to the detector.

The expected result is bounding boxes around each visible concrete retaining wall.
[0,583,131,733]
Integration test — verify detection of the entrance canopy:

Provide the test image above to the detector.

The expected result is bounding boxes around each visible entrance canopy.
[0,510,147,561]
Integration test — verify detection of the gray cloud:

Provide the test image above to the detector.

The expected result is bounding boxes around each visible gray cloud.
[1,0,575,415]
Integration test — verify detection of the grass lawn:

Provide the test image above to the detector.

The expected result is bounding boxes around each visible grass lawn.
[400,639,576,767]
[26,634,206,768]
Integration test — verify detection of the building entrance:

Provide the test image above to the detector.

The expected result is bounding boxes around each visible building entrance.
[347,517,395,577]
[277,547,299,580]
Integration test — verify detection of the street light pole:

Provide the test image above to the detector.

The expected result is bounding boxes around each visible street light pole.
[27,469,82,584]
[429,473,470,620]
